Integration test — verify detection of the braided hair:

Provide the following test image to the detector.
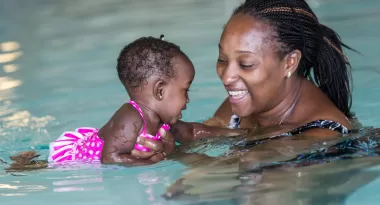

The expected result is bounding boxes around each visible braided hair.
[117,35,186,92]
[233,0,356,117]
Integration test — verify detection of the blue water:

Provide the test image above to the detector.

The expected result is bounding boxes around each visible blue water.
[1,0,380,204]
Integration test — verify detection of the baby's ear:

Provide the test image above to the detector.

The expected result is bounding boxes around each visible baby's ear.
[153,79,166,101]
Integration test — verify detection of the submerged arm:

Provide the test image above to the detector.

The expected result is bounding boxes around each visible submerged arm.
[239,128,345,170]
[173,127,344,169]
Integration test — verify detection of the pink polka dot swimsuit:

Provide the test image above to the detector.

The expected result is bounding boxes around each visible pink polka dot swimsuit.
[48,100,170,163]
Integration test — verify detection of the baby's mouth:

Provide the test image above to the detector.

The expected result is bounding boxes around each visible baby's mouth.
[179,105,187,119]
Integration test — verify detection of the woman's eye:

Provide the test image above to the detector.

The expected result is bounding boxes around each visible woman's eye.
[240,61,257,69]
[240,64,253,68]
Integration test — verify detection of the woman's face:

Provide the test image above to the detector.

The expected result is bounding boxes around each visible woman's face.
[217,13,292,117]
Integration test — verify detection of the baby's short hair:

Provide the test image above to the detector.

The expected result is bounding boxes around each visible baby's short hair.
[117,36,186,92]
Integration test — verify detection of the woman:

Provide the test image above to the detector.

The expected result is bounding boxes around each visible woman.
[159,0,364,200]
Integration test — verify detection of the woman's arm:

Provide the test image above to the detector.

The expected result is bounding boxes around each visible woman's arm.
[171,120,249,144]
[171,97,251,144]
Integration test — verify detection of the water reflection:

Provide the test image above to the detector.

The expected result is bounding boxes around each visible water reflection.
[0,182,47,196]
[0,42,21,52]
[0,38,58,158]
[3,64,19,73]
[0,110,55,129]
[53,185,104,193]
[0,41,22,77]
[0,52,23,64]
[53,176,103,186]
[137,170,172,203]
[0,41,22,94]
[0,77,22,91]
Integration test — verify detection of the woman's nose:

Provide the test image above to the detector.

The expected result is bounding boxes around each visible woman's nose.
[221,65,238,86]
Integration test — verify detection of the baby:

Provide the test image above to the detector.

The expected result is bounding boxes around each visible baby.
[48,35,193,165]
[6,35,248,170]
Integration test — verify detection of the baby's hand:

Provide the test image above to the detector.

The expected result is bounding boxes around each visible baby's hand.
[131,127,175,161]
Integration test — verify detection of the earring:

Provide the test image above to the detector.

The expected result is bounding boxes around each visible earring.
[287,71,292,79]
[159,95,163,99]
[159,34,165,41]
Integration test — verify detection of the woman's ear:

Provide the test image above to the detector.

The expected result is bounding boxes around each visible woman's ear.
[153,79,166,101]
[284,49,302,78]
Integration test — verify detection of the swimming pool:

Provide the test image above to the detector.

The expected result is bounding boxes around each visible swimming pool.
[1,0,380,204]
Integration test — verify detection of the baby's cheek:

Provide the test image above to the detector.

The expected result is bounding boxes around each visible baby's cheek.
[171,90,185,110]
[168,92,178,105]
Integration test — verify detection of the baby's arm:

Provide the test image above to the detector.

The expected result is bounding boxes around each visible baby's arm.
[99,104,156,165]
[171,120,250,144]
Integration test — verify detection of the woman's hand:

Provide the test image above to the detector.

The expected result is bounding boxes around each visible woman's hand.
[131,127,176,162]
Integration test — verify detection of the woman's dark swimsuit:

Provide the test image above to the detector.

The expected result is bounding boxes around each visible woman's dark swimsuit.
[228,114,350,148]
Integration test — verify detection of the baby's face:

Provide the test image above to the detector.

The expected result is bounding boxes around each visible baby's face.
[160,55,195,124]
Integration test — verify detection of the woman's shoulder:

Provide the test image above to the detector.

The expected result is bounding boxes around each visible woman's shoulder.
[293,82,353,134]
[283,104,352,138]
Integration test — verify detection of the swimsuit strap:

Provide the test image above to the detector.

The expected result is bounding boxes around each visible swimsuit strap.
[228,114,241,129]
[283,119,350,136]
[129,100,148,135]
[128,100,171,137]
[228,115,350,135]
[228,115,352,148]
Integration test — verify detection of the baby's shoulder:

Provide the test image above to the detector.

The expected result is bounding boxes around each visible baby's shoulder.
[99,104,144,140]
[104,103,144,130]
[114,103,143,122]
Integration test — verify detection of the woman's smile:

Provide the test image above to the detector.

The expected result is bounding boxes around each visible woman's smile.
[227,90,249,104]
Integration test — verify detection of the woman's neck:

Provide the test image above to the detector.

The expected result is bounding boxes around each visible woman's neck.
[255,77,303,128]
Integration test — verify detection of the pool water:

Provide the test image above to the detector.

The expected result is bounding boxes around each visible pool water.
[1,0,380,204]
